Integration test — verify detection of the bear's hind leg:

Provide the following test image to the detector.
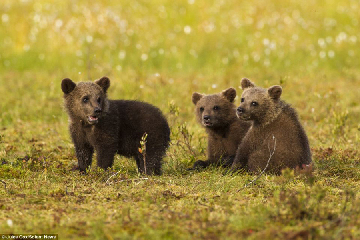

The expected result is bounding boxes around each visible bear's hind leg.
[136,149,163,175]
[143,156,162,175]
[135,154,145,175]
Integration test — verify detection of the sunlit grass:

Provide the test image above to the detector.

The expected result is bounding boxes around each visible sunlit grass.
[0,0,360,239]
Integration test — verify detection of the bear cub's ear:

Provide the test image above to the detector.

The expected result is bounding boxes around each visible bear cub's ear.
[95,76,110,93]
[61,78,76,94]
[241,78,255,90]
[192,92,204,105]
[221,87,237,103]
[268,85,282,100]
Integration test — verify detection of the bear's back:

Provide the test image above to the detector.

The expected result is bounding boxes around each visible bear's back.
[108,100,170,154]
[247,103,311,173]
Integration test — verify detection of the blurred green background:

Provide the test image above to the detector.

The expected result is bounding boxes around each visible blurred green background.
[1,0,359,147]
[0,1,360,238]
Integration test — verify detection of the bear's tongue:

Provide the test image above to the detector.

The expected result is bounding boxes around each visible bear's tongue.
[88,116,98,121]
[204,121,212,126]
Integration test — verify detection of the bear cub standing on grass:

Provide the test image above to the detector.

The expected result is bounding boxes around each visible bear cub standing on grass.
[61,76,170,175]
[231,78,312,174]
[189,88,251,169]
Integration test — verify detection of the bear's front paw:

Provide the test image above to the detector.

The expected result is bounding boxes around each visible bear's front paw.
[187,160,210,171]
[71,165,88,174]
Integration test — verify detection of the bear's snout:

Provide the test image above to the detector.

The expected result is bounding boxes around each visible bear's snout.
[94,107,102,114]
[202,115,213,127]
[203,115,210,121]
[236,107,251,120]
[237,107,245,114]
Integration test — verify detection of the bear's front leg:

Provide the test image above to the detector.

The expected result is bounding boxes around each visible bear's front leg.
[70,124,93,172]
[189,160,210,170]
[230,143,250,173]
[96,147,116,170]
[220,155,235,168]
[75,144,94,172]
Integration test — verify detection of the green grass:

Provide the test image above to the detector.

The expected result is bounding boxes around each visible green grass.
[1,0,360,239]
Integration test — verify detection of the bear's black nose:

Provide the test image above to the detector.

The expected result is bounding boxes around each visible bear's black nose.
[237,107,244,113]
[203,115,210,121]
[94,107,102,113]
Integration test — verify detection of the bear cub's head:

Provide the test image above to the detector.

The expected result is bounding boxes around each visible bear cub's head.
[192,88,237,129]
[236,78,282,125]
[61,76,110,125]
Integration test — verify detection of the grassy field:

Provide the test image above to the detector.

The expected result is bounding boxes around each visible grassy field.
[1,0,360,239]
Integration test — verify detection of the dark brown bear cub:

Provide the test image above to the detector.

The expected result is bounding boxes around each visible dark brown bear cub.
[231,78,312,174]
[190,88,250,169]
[61,76,170,175]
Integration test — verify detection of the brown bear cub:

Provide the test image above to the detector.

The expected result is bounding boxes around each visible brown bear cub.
[231,78,312,174]
[61,76,170,175]
[189,88,251,169]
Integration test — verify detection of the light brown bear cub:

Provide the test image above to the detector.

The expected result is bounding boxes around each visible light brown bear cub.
[231,78,312,174]
[61,76,170,175]
[190,88,251,169]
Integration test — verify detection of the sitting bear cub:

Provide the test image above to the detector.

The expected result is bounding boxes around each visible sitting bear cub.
[190,88,250,169]
[61,76,170,175]
[231,78,312,174]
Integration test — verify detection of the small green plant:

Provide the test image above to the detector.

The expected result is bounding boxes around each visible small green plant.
[332,110,349,139]
[168,101,180,118]
[166,101,206,172]
[139,132,148,175]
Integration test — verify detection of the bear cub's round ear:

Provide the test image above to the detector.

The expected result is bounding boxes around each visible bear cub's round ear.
[192,92,204,105]
[61,78,76,94]
[95,76,110,93]
[241,78,255,90]
[268,85,282,100]
[221,87,237,103]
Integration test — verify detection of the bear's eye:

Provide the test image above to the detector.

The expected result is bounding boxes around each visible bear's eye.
[241,98,245,103]
[97,97,101,104]
[199,107,204,112]
[251,101,258,106]
[213,106,220,110]
[83,97,89,103]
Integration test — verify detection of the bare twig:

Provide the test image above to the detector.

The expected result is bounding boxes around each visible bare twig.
[106,176,149,185]
[115,178,149,184]
[1,180,7,192]
[105,171,149,185]
[238,135,276,191]
[105,171,121,185]
[180,131,197,156]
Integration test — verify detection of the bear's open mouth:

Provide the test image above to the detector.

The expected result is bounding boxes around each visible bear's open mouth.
[237,113,251,121]
[203,121,213,127]
[87,115,98,123]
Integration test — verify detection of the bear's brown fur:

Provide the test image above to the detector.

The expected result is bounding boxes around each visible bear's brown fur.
[231,78,312,174]
[61,76,170,175]
[190,88,251,169]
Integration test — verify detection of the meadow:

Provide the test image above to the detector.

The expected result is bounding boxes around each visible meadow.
[0,0,360,239]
